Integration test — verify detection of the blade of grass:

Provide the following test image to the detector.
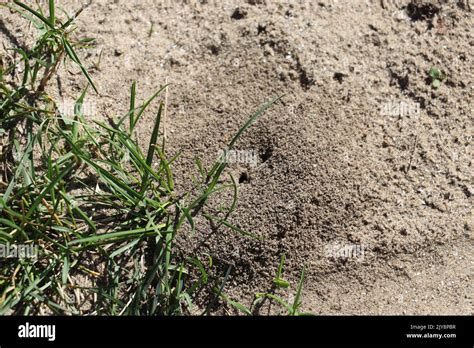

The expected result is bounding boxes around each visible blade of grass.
[13,0,55,29]
[62,38,98,93]
[68,225,167,246]
[140,103,162,193]
[49,0,55,27]
[203,213,262,240]
[291,266,306,315]
[129,81,136,133]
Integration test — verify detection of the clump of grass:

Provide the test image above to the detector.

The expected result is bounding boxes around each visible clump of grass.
[0,1,283,315]
[219,254,308,316]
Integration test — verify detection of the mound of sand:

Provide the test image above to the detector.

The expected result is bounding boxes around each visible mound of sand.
[1,0,471,314]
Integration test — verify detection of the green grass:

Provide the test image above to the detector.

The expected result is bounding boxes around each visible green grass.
[428,67,446,89]
[0,1,302,315]
[219,254,309,316]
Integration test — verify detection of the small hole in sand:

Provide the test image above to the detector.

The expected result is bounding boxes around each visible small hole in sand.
[239,172,249,184]
[260,146,273,163]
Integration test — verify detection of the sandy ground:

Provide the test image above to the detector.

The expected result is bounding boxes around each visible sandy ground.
[1,0,472,314]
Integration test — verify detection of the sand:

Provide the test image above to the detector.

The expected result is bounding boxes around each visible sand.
[1,0,472,314]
